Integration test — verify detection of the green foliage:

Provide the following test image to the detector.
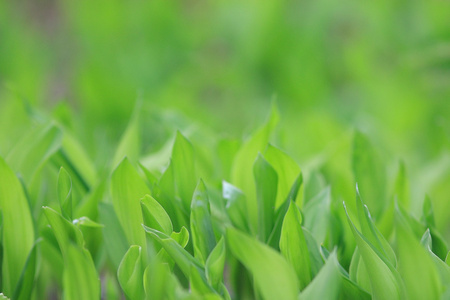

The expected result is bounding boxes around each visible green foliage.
[0,2,449,295]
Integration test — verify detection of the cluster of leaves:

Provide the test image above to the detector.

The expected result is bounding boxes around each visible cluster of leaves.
[0,100,448,300]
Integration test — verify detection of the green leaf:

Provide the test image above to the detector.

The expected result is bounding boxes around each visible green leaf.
[226,227,298,300]
[422,196,435,228]
[143,225,203,278]
[141,195,173,235]
[299,252,341,300]
[171,131,197,213]
[112,100,141,167]
[352,131,386,217]
[264,144,302,208]
[217,138,241,181]
[0,156,35,295]
[58,167,73,220]
[98,203,129,270]
[190,180,216,264]
[267,173,303,249]
[118,245,145,300]
[158,162,185,230]
[279,201,311,290]
[231,106,279,232]
[303,187,331,244]
[63,244,100,300]
[393,161,410,208]
[190,265,215,295]
[60,132,97,189]
[396,206,442,300]
[345,203,404,300]
[73,216,104,228]
[6,123,62,183]
[143,261,179,300]
[253,154,278,242]
[355,185,396,266]
[349,247,371,293]
[13,241,39,300]
[420,230,450,285]
[303,228,324,277]
[222,181,251,233]
[43,207,84,256]
[205,237,226,290]
[111,158,150,253]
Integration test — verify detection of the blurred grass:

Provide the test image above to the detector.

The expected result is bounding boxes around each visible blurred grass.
[0,0,449,228]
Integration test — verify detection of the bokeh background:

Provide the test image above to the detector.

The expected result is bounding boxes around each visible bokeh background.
[1,0,449,230]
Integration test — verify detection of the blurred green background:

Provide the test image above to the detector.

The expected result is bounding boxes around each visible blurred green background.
[1,0,449,229]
